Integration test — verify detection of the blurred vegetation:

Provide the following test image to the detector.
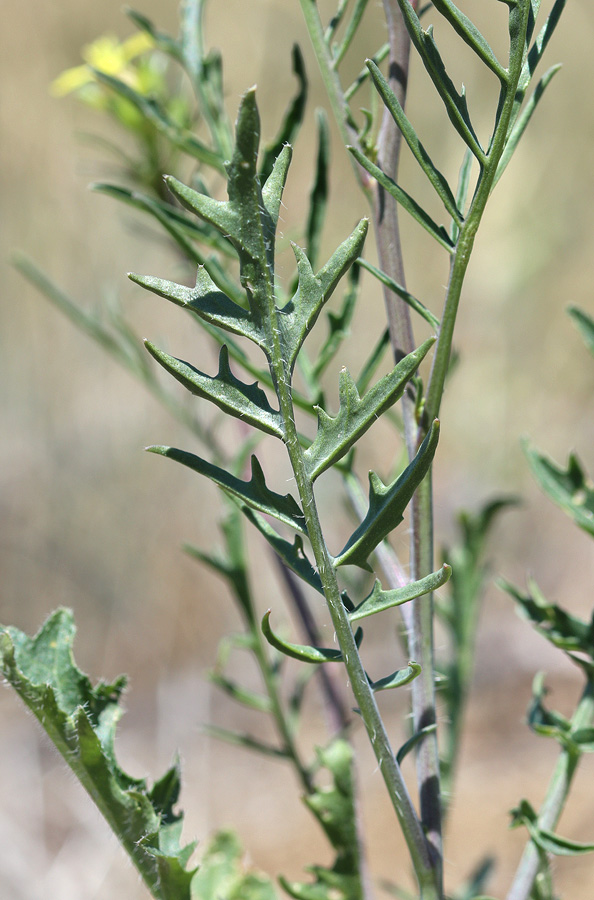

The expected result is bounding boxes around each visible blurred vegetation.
[3,1,594,898]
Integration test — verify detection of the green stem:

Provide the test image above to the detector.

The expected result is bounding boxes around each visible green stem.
[269,348,437,897]
[424,2,532,425]
[506,678,594,900]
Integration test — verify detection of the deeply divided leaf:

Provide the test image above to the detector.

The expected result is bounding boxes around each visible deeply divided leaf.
[304,337,435,480]
[145,343,285,439]
[148,447,307,534]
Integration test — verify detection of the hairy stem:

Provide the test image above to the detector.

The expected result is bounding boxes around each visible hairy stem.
[506,678,594,900]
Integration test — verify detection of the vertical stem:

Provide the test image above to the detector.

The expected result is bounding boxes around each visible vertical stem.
[376,2,443,885]
[506,679,594,900]
[375,0,417,456]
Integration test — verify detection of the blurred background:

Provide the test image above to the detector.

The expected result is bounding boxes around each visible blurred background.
[2,1,594,897]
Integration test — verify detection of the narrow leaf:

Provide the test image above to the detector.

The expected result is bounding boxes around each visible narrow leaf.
[368,662,421,692]
[366,60,463,223]
[145,344,284,439]
[0,610,196,900]
[450,148,473,241]
[357,258,440,328]
[349,565,451,622]
[90,183,236,258]
[493,65,561,188]
[260,44,307,182]
[396,723,438,764]
[335,420,440,569]
[429,0,507,81]
[204,725,288,759]
[305,338,435,481]
[262,611,362,664]
[393,3,485,161]
[306,108,330,272]
[148,448,306,533]
[569,305,594,358]
[349,147,454,251]
[208,672,273,712]
[312,262,360,379]
[333,0,370,66]
[92,69,225,172]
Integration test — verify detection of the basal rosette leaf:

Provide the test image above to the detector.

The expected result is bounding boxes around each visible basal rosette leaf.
[304,337,435,481]
[335,420,440,570]
[0,609,196,900]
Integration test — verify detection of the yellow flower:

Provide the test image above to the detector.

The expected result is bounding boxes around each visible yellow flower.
[51,31,154,97]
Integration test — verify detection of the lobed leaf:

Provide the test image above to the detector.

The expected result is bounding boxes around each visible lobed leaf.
[349,565,451,622]
[335,420,440,570]
[262,611,362,664]
[511,799,594,857]
[145,344,284,439]
[282,220,369,369]
[190,831,279,900]
[148,447,306,533]
[131,268,265,349]
[0,610,196,900]
[502,577,594,662]
[304,338,435,481]
[242,508,323,594]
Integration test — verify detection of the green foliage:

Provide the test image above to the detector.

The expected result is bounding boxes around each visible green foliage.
[0,610,197,900]
[280,740,365,900]
[9,1,586,900]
